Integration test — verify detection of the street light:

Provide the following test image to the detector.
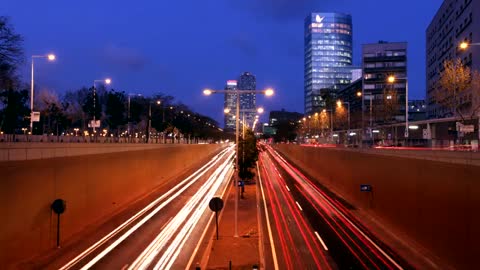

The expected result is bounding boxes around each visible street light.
[337,100,350,137]
[387,75,409,138]
[92,78,112,134]
[30,53,56,133]
[128,93,142,137]
[203,87,274,237]
[147,99,162,143]
[459,41,480,50]
[322,109,334,141]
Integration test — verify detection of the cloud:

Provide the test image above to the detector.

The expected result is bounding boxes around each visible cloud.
[103,44,147,71]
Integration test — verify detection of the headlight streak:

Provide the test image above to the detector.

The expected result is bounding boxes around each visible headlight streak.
[65,146,233,270]
[266,145,404,270]
[260,153,330,270]
[156,155,233,269]
[128,151,234,269]
[261,155,330,269]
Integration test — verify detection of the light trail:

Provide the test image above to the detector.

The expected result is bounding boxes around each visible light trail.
[60,146,233,270]
[129,151,235,269]
[259,152,331,270]
[266,145,404,270]
[257,162,279,270]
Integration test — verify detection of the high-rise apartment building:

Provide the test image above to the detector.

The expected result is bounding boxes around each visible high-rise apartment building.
[363,41,408,124]
[426,0,480,118]
[238,72,257,127]
[223,80,237,131]
[304,12,353,115]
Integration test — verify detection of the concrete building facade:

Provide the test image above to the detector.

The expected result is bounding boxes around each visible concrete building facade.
[426,0,480,118]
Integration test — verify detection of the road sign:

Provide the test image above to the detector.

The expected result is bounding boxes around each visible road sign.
[88,120,101,128]
[360,184,372,192]
[238,180,244,187]
[460,125,474,133]
[209,197,224,212]
[31,111,40,122]
[208,197,224,240]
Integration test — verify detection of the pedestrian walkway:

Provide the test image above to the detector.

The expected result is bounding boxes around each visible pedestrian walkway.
[201,181,260,270]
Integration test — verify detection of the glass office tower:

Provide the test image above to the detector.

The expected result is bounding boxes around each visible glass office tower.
[238,72,257,128]
[304,12,353,114]
[223,80,237,131]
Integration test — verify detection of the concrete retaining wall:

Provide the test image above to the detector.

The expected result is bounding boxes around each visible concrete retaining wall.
[0,144,225,265]
[274,144,480,269]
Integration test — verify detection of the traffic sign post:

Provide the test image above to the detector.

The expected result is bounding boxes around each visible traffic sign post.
[51,199,66,248]
[208,197,224,240]
[360,184,372,192]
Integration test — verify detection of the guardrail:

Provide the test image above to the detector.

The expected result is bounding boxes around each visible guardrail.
[299,143,480,166]
[0,134,209,144]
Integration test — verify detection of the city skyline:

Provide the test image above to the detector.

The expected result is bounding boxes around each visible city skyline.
[4,0,444,124]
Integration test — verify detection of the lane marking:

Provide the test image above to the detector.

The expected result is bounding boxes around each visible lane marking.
[257,161,279,270]
[271,147,404,270]
[59,147,233,270]
[185,166,234,269]
[285,185,290,192]
[295,201,303,211]
[314,231,329,251]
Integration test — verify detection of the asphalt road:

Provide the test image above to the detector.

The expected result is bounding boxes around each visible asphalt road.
[258,144,413,270]
[30,146,234,270]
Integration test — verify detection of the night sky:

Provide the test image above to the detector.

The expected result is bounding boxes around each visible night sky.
[3,0,443,125]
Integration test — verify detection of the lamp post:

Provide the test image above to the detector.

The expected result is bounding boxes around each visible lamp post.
[322,109,334,142]
[204,88,274,237]
[337,100,350,142]
[128,93,142,139]
[92,78,112,135]
[358,91,374,145]
[387,75,408,139]
[147,99,161,143]
[30,53,56,134]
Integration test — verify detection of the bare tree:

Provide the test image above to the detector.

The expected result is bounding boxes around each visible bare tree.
[435,59,480,121]
[0,16,23,90]
[381,87,400,124]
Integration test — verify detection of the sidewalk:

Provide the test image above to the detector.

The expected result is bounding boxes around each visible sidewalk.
[201,181,261,270]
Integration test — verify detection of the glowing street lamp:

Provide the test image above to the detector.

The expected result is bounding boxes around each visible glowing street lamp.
[387,75,409,138]
[202,86,274,237]
[459,41,480,50]
[92,78,112,134]
[336,100,350,134]
[30,53,56,133]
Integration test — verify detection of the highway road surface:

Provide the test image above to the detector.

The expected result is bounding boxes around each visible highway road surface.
[258,144,413,269]
[34,146,235,270]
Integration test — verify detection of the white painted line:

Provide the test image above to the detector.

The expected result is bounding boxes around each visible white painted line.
[285,185,290,192]
[314,231,328,251]
[276,150,404,270]
[185,167,234,270]
[59,147,233,270]
[257,162,279,270]
[295,201,303,211]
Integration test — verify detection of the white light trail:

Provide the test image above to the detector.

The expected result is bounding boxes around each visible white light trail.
[61,146,233,270]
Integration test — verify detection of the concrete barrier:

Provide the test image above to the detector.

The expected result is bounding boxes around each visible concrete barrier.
[274,144,480,269]
[0,144,226,266]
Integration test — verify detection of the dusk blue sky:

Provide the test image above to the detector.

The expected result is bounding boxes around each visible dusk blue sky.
[3,0,443,125]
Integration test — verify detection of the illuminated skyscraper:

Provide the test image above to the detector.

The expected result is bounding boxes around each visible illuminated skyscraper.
[304,12,353,114]
[238,72,257,128]
[223,80,237,131]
